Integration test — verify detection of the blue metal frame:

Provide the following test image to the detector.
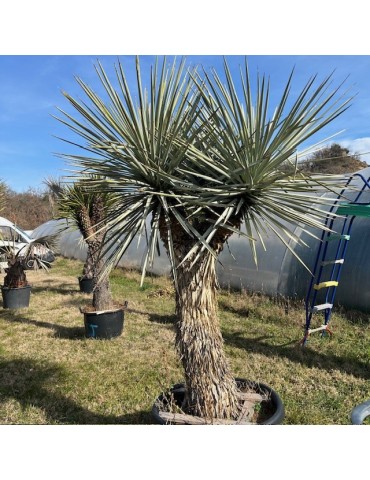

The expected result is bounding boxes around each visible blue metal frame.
[303,173,370,345]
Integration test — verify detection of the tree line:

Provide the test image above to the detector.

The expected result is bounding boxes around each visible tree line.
[0,182,52,231]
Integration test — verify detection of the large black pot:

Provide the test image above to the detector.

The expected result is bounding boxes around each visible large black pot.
[1,285,32,309]
[83,307,125,339]
[78,277,94,294]
[152,378,285,425]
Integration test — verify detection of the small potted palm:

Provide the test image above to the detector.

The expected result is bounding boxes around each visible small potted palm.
[47,178,127,339]
[0,185,57,309]
[1,235,56,309]
[44,177,94,293]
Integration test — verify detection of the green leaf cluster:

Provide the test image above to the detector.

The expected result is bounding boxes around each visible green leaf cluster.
[55,57,353,283]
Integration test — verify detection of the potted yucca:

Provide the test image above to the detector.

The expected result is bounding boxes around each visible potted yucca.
[45,177,93,293]
[55,56,351,423]
[45,178,127,339]
[0,180,56,308]
[1,235,56,309]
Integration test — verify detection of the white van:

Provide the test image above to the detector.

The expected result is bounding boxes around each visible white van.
[0,216,55,269]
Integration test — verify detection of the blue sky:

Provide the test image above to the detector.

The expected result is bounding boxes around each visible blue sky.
[2,55,370,192]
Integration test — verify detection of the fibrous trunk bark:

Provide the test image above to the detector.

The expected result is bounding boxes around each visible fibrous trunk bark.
[93,262,114,311]
[3,260,28,288]
[89,239,113,312]
[78,196,113,311]
[82,244,94,279]
[175,251,240,420]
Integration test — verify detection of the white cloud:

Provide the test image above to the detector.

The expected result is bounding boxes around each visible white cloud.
[340,137,370,164]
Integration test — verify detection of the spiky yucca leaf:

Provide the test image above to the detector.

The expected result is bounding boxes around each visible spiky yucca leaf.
[179,59,353,268]
[55,57,207,282]
[55,57,353,283]
[3,233,58,271]
[45,176,118,240]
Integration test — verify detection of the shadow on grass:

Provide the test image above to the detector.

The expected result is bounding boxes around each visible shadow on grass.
[148,313,176,324]
[219,301,250,318]
[127,308,176,325]
[219,297,303,318]
[0,311,86,340]
[30,285,81,296]
[223,330,370,380]
[0,358,155,424]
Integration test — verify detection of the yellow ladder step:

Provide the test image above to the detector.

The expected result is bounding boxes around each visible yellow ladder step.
[313,281,339,290]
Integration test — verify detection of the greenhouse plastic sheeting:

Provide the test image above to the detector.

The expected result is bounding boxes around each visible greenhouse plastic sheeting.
[32,167,370,312]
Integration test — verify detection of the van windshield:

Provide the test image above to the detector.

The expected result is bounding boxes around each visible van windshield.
[15,226,32,242]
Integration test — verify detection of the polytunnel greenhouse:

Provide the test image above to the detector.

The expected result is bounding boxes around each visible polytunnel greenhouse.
[32,166,370,312]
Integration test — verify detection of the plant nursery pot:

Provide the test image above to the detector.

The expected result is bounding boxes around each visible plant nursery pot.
[83,306,125,339]
[152,377,285,425]
[1,285,32,309]
[78,276,94,294]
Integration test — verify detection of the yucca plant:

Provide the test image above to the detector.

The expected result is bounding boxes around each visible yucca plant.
[55,57,351,421]
[1,235,57,289]
[44,177,117,311]
[1,179,56,286]
[44,176,64,220]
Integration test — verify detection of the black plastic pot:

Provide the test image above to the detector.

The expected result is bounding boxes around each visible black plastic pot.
[152,377,285,425]
[1,285,32,309]
[78,277,94,294]
[235,378,285,425]
[83,307,125,339]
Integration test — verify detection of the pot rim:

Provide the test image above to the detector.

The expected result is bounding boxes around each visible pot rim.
[81,305,127,316]
[152,377,285,425]
[1,284,32,291]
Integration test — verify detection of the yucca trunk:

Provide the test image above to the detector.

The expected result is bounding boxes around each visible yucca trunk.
[3,260,27,288]
[175,250,240,419]
[92,262,113,311]
[82,244,95,280]
[89,239,113,311]
[77,197,113,311]
[160,214,241,420]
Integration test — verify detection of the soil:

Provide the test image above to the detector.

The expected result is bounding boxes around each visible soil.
[237,378,274,424]
[156,379,276,425]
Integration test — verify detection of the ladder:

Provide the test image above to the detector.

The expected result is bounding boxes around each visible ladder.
[302,173,370,346]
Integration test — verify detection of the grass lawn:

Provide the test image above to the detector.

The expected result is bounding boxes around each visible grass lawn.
[0,256,369,425]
